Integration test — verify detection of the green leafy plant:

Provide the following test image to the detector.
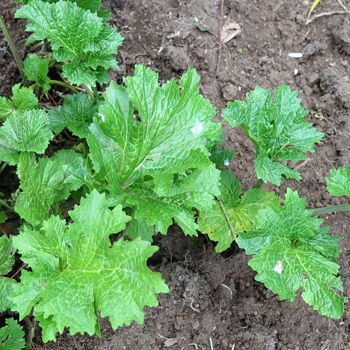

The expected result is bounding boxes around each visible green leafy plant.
[0,0,348,348]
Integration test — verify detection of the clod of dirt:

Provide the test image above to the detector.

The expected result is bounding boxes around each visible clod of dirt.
[165,45,191,71]
[305,72,320,87]
[321,67,350,109]
[222,83,239,101]
[332,22,350,55]
[302,41,324,58]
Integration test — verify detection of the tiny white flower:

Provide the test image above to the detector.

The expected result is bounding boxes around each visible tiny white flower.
[191,121,204,137]
[224,159,229,166]
[273,260,284,274]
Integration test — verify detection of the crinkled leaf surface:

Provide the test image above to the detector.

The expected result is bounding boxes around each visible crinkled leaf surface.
[236,189,344,318]
[0,236,15,275]
[326,165,350,197]
[17,0,103,12]
[127,165,221,236]
[15,150,83,226]
[207,133,234,168]
[0,278,16,313]
[15,0,123,86]
[11,190,168,342]
[198,170,280,252]
[0,84,38,118]
[84,65,221,233]
[24,53,51,92]
[222,85,324,185]
[0,236,16,313]
[0,318,26,350]
[0,109,52,165]
[49,93,98,137]
[124,218,155,243]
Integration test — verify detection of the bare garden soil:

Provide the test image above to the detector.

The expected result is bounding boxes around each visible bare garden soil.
[1,0,350,349]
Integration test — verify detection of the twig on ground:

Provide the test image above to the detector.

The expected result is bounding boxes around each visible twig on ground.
[337,0,347,11]
[221,283,233,296]
[306,10,350,25]
[184,293,200,313]
[215,0,224,76]
[295,158,311,171]
[10,263,28,279]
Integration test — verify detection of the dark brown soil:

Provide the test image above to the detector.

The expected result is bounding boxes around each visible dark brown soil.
[1,0,350,349]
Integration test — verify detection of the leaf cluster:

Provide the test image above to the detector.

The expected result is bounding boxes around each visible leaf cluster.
[0,0,348,346]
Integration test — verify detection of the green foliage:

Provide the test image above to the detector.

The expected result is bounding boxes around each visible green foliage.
[198,170,280,252]
[0,235,15,275]
[15,0,123,86]
[236,189,344,318]
[81,65,222,234]
[0,84,38,118]
[0,109,53,165]
[23,53,51,92]
[222,85,324,185]
[49,93,99,138]
[0,0,348,346]
[326,165,350,197]
[15,151,82,226]
[0,211,8,224]
[207,133,234,168]
[11,190,168,342]
[16,0,103,12]
[0,318,26,350]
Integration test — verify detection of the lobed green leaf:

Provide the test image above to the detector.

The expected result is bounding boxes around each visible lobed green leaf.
[0,84,38,119]
[15,0,123,86]
[23,53,51,92]
[15,150,84,226]
[0,318,26,350]
[198,170,280,252]
[326,165,350,197]
[49,92,99,138]
[236,189,344,318]
[11,190,168,342]
[222,85,324,185]
[0,109,52,165]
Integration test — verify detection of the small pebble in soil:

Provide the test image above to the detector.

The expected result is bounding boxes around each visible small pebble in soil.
[222,83,239,101]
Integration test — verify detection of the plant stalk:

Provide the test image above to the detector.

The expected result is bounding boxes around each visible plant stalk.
[312,204,350,215]
[0,14,29,87]
[0,162,7,175]
[0,199,14,213]
[23,316,34,350]
[219,199,236,240]
[30,80,79,94]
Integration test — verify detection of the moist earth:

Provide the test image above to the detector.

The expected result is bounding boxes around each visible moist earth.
[1,0,350,349]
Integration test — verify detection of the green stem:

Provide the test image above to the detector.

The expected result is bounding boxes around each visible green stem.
[312,204,350,215]
[26,40,44,53]
[0,199,14,213]
[81,83,94,98]
[253,179,263,189]
[219,200,236,240]
[0,14,29,87]
[0,162,7,175]
[49,80,79,93]
[93,86,98,99]
[23,316,34,350]
[30,80,79,94]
